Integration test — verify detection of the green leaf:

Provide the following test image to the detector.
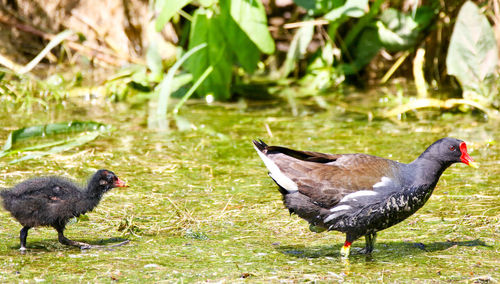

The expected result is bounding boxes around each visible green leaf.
[281,21,315,78]
[8,132,101,164]
[220,0,260,73]
[0,121,111,163]
[186,9,233,100]
[173,66,213,114]
[340,27,381,75]
[155,0,192,32]
[171,73,194,94]
[324,0,368,22]
[414,5,438,32]
[153,43,207,130]
[376,8,419,52]
[2,121,109,153]
[446,1,498,105]
[343,0,384,48]
[229,0,275,54]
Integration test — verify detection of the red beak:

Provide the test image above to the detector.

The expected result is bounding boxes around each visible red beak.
[114,178,128,187]
[459,142,478,168]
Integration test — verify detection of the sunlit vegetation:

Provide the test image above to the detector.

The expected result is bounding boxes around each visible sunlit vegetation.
[0,0,498,282]
[0,104,498,282]
[0,0,498,119]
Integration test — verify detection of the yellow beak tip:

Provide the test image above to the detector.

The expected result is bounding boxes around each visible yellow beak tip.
[468,161,479,168]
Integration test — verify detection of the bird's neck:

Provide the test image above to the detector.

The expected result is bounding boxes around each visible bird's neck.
[74,183,105,215]
[407,156,451,194]
[382,159,450,216]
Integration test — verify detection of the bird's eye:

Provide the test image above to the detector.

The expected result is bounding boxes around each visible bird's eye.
[99,180,108,185]
[449,146,456,151]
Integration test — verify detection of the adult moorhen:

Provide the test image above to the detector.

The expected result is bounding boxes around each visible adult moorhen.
[0,169,127,251]
[253,137,478,257]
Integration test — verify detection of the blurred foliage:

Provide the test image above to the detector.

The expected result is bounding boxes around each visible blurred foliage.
[0,0,498,118]
[446,1,499,108]
[0,68,82,111]
[145,0,498,110]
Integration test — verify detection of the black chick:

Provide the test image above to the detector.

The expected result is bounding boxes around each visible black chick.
[0,169,127,250]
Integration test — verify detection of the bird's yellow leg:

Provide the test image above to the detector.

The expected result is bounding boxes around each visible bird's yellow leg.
[340,241,352,258]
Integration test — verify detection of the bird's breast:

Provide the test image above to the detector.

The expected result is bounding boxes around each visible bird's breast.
[325,184,435,235]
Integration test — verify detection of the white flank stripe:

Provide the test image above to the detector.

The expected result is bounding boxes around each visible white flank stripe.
[340,190,378,202]
[324,205,352,223]
[324,215,335,223]
[373,176,392,188]
[254,145,298,192]
[330,204,352,212]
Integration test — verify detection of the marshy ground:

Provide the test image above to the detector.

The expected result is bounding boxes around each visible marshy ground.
[0,97,498,282]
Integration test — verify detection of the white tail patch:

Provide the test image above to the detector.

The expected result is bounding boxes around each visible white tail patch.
[373,176,392,189]
[254,145,298,192]
[324,205,351,223]
[340,190,378,202]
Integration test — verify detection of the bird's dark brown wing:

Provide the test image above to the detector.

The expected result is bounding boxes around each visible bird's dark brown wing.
[264,146,397,208]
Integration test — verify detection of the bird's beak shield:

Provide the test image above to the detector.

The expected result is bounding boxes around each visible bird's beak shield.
[459,142,479,168]
[114,178,128,188]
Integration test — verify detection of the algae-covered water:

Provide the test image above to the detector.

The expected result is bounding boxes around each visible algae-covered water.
[0,96,498,282]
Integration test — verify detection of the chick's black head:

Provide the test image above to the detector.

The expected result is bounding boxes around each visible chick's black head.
[92,169,127,193]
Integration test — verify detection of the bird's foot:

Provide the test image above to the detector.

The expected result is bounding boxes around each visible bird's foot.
[106,240,130,248]
[19,246,27,253]
[59,236,91,249]
[358,247,374,255]
[80,240,130,250]
[79,243,92,250]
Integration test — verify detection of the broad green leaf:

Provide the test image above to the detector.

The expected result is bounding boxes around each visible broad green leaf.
[414,5,438,32]
[186,10,232,100]
[340,27,381,75]
[229,0,275,54]
[0,140,66,159]
[377,8,419,52]
[446,1,498,105]
[9,132,101,164]
[0,121,111,163]
[155,0,192,31]
[343,0,384,48]
[281,21,315,78]
[220,0,260,73]
[324,0,368,22]
[2,121,109,153]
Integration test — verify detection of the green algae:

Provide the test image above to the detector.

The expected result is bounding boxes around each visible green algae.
[0,96,498,282]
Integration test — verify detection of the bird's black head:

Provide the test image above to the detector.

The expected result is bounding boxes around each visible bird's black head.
[89,169,128,194]
[421,137,478,168]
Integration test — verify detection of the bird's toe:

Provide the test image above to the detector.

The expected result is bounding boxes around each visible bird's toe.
[80,244,92,250]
